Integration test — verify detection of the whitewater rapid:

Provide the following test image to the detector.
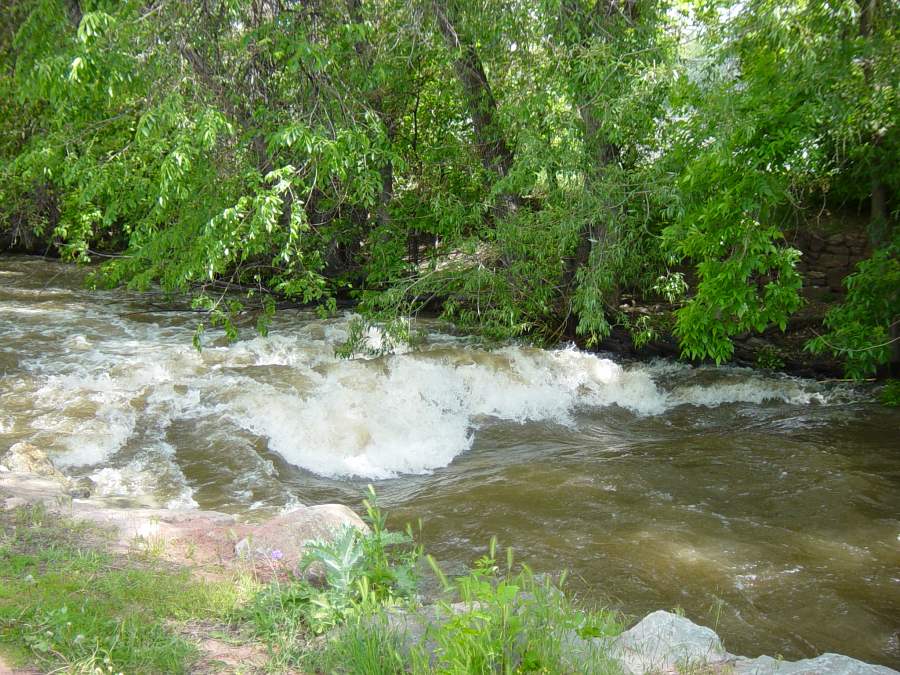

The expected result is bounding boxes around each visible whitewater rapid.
[0,257,850,508]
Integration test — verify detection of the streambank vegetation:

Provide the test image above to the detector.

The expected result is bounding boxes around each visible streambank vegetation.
[1,0,897,377]
[0,491,626,674]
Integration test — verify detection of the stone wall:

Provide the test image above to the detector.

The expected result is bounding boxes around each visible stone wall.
[793,225,871,302]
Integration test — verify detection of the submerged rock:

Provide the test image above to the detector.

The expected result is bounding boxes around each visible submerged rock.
[0,442,65,480]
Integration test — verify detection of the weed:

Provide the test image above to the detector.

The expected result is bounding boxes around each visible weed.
[755,345,785,371]
[879,379,900,407]
[410,539,624,674]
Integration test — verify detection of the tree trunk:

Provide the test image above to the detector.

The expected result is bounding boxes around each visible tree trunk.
[857,0,892,247]
[558,0,634,310]
[64,0,82,27]
[347,0,395,234]
[432,0,519,220]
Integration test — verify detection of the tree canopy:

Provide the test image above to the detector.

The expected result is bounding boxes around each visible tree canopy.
[1,0,897,375]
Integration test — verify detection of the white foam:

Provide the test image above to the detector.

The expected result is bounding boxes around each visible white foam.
[89,444,198,509]
[217,346,675,478]
[2,275,840,487]
[671,381,826,407]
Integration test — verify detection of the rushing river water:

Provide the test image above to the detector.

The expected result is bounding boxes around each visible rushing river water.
[1,256,898,667]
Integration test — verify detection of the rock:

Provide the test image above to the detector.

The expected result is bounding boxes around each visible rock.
[805,270,826,283]
[818,253,850,269]
[0,443,65,481]
[608,610,729,674]
[67,476,96,499]
[360,602,486,665]
[733,653,898,674]
[0,472,69,509]
[825,246,851,257]
[802,286,832,302]
[0,471,238,558]
[3,496,28,510]
[0,470,372,573]
[594,612,898,675]
[827,233,845,246]
[827,269,847,291]
[233,503,368,568]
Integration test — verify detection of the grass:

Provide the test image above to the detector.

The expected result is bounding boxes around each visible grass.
[239,492,626,674]
[0,492,627,674]
[0,503,244,674]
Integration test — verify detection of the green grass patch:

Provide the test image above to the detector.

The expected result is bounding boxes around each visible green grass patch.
[0,504,242,674]
[0,492,626,673]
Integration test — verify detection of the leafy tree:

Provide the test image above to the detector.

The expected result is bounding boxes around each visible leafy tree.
[0,0,895,375]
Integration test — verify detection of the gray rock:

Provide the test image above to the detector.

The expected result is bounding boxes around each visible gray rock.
[733,653,897,675]
[808,237,825,253]
[609,610,728,674]
[827,269,847,291]
[802,285,832,302]
[817,253,850,269]
[365,602,483,664]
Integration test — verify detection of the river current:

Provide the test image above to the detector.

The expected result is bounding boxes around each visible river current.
[1,256,898,667]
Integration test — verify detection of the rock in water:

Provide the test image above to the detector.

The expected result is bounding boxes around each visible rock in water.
[0,442,65,481]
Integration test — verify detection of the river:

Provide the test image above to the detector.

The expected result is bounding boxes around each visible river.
[1,256,898,668]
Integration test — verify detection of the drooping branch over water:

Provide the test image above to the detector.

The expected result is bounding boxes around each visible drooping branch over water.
[0,0,897,376]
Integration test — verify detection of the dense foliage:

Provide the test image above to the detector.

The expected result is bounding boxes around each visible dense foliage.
[1,0,897,374]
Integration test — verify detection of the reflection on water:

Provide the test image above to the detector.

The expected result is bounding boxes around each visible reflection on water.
[1,256,898,667]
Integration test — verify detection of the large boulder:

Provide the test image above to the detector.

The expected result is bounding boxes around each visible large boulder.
[732,653,898,675]
[233,504,368,569]
[598,612,897,675]
[0,470,369,573]
[0,442,65,481]
[0,470,238,557]
[609,610,728,674]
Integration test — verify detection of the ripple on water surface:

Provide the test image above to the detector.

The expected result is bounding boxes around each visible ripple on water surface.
[1,256,898,668]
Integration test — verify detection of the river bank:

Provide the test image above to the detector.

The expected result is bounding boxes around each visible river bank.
[2,255,899,667]
[0,250,876,380]
[1,464,897,674]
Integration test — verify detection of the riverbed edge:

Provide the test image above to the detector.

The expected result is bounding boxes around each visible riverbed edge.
[1,467,896,674]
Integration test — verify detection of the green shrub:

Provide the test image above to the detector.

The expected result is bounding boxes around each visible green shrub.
[879,380,900,407]
[409,538,623,674]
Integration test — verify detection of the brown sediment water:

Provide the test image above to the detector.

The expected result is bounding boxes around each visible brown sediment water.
[1,256,898,667]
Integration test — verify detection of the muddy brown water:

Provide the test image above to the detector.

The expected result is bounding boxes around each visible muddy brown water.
[1,256,898,667]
